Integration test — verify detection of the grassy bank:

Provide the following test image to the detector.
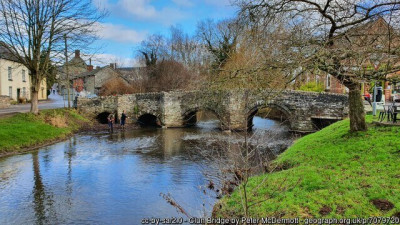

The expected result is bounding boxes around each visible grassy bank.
[0,109,90,156]
[216,116,400,218]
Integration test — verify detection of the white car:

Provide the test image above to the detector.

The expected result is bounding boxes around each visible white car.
[392,93,400,102]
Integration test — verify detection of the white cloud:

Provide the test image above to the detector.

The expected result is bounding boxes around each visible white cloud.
[95,22,147,44]
[95,0,187,26]
[118,0,157,19]
[91,53,139,67]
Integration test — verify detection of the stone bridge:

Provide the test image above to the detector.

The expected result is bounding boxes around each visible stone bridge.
[77,89,349,132]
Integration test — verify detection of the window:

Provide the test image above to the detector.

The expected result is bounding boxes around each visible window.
[315,75,320,84]
[22,87,26,97]
[326,74,331,88]
[8,67,12,80]
[22,70,26,82]
[9,86,12,98]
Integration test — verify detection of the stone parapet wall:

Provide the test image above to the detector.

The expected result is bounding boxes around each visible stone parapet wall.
[77,96,118,116]
[0,96,11,109]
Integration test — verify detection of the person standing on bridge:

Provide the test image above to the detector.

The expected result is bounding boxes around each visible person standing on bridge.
[107,114,115,133]
[120,110,128,130]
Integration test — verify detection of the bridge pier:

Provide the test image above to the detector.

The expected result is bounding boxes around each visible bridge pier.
[290,117,315,132]
[163,92,187,128]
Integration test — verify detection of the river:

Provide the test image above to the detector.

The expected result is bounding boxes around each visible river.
[0,116,293,224]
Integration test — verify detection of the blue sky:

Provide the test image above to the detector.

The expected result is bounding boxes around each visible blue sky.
[90,0,238,67]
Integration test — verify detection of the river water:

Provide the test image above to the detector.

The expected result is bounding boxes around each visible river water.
[0,116,292,225]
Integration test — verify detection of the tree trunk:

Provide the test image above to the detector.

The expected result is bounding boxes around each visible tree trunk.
[30,82,40,114]
[348,83,367,132]
[31,89,39,114]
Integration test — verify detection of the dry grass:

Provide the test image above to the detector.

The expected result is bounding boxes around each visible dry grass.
[45,115,68,128]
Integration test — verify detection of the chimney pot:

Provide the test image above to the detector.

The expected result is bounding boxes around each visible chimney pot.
[87,65,94,72]
[75,50,80,58]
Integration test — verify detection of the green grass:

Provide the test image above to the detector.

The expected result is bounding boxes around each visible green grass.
[0,109,90,154]
[217,116,400,218]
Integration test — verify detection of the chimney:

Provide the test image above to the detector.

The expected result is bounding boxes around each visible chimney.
[87,65,94,72]
[75,50,80,58]
[109,63,117,69]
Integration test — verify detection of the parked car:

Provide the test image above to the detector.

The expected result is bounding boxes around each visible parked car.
[392,93,400,102]
[86,94,98,99]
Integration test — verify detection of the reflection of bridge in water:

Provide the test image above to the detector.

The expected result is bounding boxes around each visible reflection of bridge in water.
[77,89,349,133]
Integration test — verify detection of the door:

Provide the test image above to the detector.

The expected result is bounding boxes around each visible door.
[17,88,21,100]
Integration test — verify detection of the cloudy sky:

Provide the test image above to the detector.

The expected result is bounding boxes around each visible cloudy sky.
[89,0,238,67]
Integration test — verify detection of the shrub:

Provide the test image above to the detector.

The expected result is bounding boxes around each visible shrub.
[299,82,325,92]
[18,97,27,104]
[99,78,135,96]
[130,60,195,93]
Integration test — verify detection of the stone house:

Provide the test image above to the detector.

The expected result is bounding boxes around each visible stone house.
[56,50,89,96]
[0,45,47,101]
[117,67,146,83]
[72,63,130,95]
[297,72,347,94]
[296,17,400,97]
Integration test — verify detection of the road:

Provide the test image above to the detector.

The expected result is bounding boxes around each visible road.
[0,93,73,116]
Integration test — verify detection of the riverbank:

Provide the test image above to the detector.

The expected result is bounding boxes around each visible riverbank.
[0,109,91,157]
[215,116,400,218]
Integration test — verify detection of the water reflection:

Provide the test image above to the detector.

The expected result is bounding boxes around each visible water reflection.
[32,151,46,223]
[0,117,292,224]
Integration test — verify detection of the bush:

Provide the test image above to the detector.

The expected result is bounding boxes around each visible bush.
[99,78,135,96]
[130,60,195,93]
[299,82,325,92]
[18,97,27,104]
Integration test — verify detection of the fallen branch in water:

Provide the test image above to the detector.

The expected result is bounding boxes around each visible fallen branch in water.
[160,193,191,218]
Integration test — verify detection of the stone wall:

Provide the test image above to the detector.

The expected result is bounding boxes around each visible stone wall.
[0,95,10,109]
[77,96,118,117]
[77,89,349,132]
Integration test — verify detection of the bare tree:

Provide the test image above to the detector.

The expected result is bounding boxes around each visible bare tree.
[137,34,167,67]
[0,0,105,114]
[194,121,298,220]
[135,60,195,92]
[237,0,400,132]
[168,25,212,73]
[197,19,241,70]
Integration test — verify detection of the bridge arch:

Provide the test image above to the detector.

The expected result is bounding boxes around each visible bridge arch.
[182,107,222,128]
[137,113,162,128]
[96,111,113,124]
[247,103,292,130]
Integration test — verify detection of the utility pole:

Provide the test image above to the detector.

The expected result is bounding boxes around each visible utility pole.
[64,34,71,108]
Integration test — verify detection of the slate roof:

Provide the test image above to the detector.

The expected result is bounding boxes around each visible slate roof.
[0,43,21,63]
